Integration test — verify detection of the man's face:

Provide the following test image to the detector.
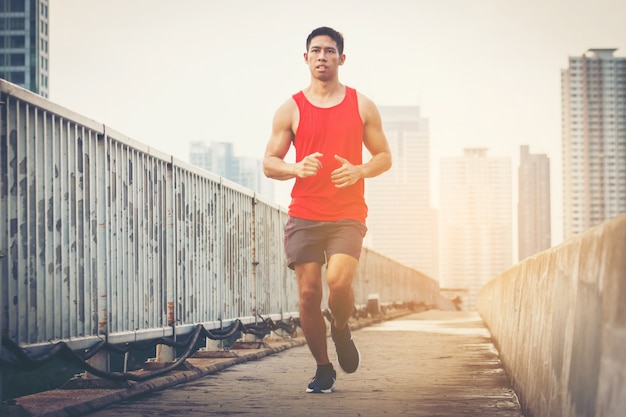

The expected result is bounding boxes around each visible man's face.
[304,35,345,80]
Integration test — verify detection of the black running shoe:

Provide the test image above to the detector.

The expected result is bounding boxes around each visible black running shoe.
[306,365,336,393]
[331,321,361,373]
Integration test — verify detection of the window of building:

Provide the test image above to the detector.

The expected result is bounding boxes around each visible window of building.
[10,35,25,48]
[10,53,24,65]
[0,18,24,30]
[8,71,25,84]
[10,0,25,12]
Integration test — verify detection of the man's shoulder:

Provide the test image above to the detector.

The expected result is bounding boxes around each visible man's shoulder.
[273,96,299,126]
[353,89,372,103]
[278,95,300,111]
[353,90,378,118]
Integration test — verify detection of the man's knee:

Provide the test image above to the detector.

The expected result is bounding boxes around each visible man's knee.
[326,275,353,294]
[296,263,323,309]
[326,254,358,292]
[299,284,323,309]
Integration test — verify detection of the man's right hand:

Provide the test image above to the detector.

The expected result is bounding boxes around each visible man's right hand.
[295,152,324,178]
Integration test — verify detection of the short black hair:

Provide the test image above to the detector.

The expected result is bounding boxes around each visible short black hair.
[306,27,344,55]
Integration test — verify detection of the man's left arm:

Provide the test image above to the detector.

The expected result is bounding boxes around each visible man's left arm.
[331,94,392,188]
[359,95,392,179]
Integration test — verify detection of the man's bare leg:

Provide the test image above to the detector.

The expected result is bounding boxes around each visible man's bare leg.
[295,262,330,365]
[326,254,359,329]
[326,253,361,373]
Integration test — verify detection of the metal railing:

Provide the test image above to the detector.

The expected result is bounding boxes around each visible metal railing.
[0,78,438,365]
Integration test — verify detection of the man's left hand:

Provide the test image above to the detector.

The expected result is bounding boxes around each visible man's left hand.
[331,155,363,188]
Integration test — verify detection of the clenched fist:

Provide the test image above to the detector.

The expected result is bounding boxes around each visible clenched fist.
[294,152,324,178]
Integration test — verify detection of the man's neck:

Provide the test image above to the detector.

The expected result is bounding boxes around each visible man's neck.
[308,77,342,93]
[304,79,345,107]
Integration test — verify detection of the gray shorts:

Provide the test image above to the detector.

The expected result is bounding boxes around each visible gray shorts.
[284,217,367,270]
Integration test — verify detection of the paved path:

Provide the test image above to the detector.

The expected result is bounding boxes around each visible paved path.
[12,310,524,416]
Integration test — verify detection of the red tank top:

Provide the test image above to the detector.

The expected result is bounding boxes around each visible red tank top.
[289,86,367,223]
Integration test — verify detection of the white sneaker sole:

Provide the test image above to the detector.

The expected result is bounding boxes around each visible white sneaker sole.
[306,382,336,394]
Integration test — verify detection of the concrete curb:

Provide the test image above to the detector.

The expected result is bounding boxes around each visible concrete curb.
[22,339,307,417]
[11,310,415,417]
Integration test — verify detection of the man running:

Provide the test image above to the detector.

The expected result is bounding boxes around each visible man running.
[263,26,392,393]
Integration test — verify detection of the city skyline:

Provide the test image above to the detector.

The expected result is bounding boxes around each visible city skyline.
[189,140,275,202]
[439,148,513,309]
[366,105,437,277]
[47,0,626,246]
[518,145,552,260]
[561,49,626,240]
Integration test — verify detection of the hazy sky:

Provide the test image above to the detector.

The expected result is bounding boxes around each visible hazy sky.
[49,0,626,245]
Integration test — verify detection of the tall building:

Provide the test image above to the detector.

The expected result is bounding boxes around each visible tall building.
[189,141,274,202]
[518,145,551,261]
[439,148,512,310]
[365,106,437,278]
[561,48,626,239]
[0,0,49,97]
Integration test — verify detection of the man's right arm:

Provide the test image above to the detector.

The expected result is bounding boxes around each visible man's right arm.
[263,99,298,180]
[263,99,323,180]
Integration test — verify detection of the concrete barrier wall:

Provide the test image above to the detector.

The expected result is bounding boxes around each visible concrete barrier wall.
[478,212,626,417]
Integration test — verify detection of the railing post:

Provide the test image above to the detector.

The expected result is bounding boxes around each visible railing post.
[156,296,175,363]
[157,159,176,363]
[0,95,5,401]
[244,196,259,343]
[1,249,4,400]
[87,129,110,378]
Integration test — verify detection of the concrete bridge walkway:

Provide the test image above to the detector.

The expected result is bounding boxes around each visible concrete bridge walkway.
[13,310,524,417]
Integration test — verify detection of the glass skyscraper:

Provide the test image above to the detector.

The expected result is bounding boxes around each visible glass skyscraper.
[0,0,49,97]
[561,49,626,239]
